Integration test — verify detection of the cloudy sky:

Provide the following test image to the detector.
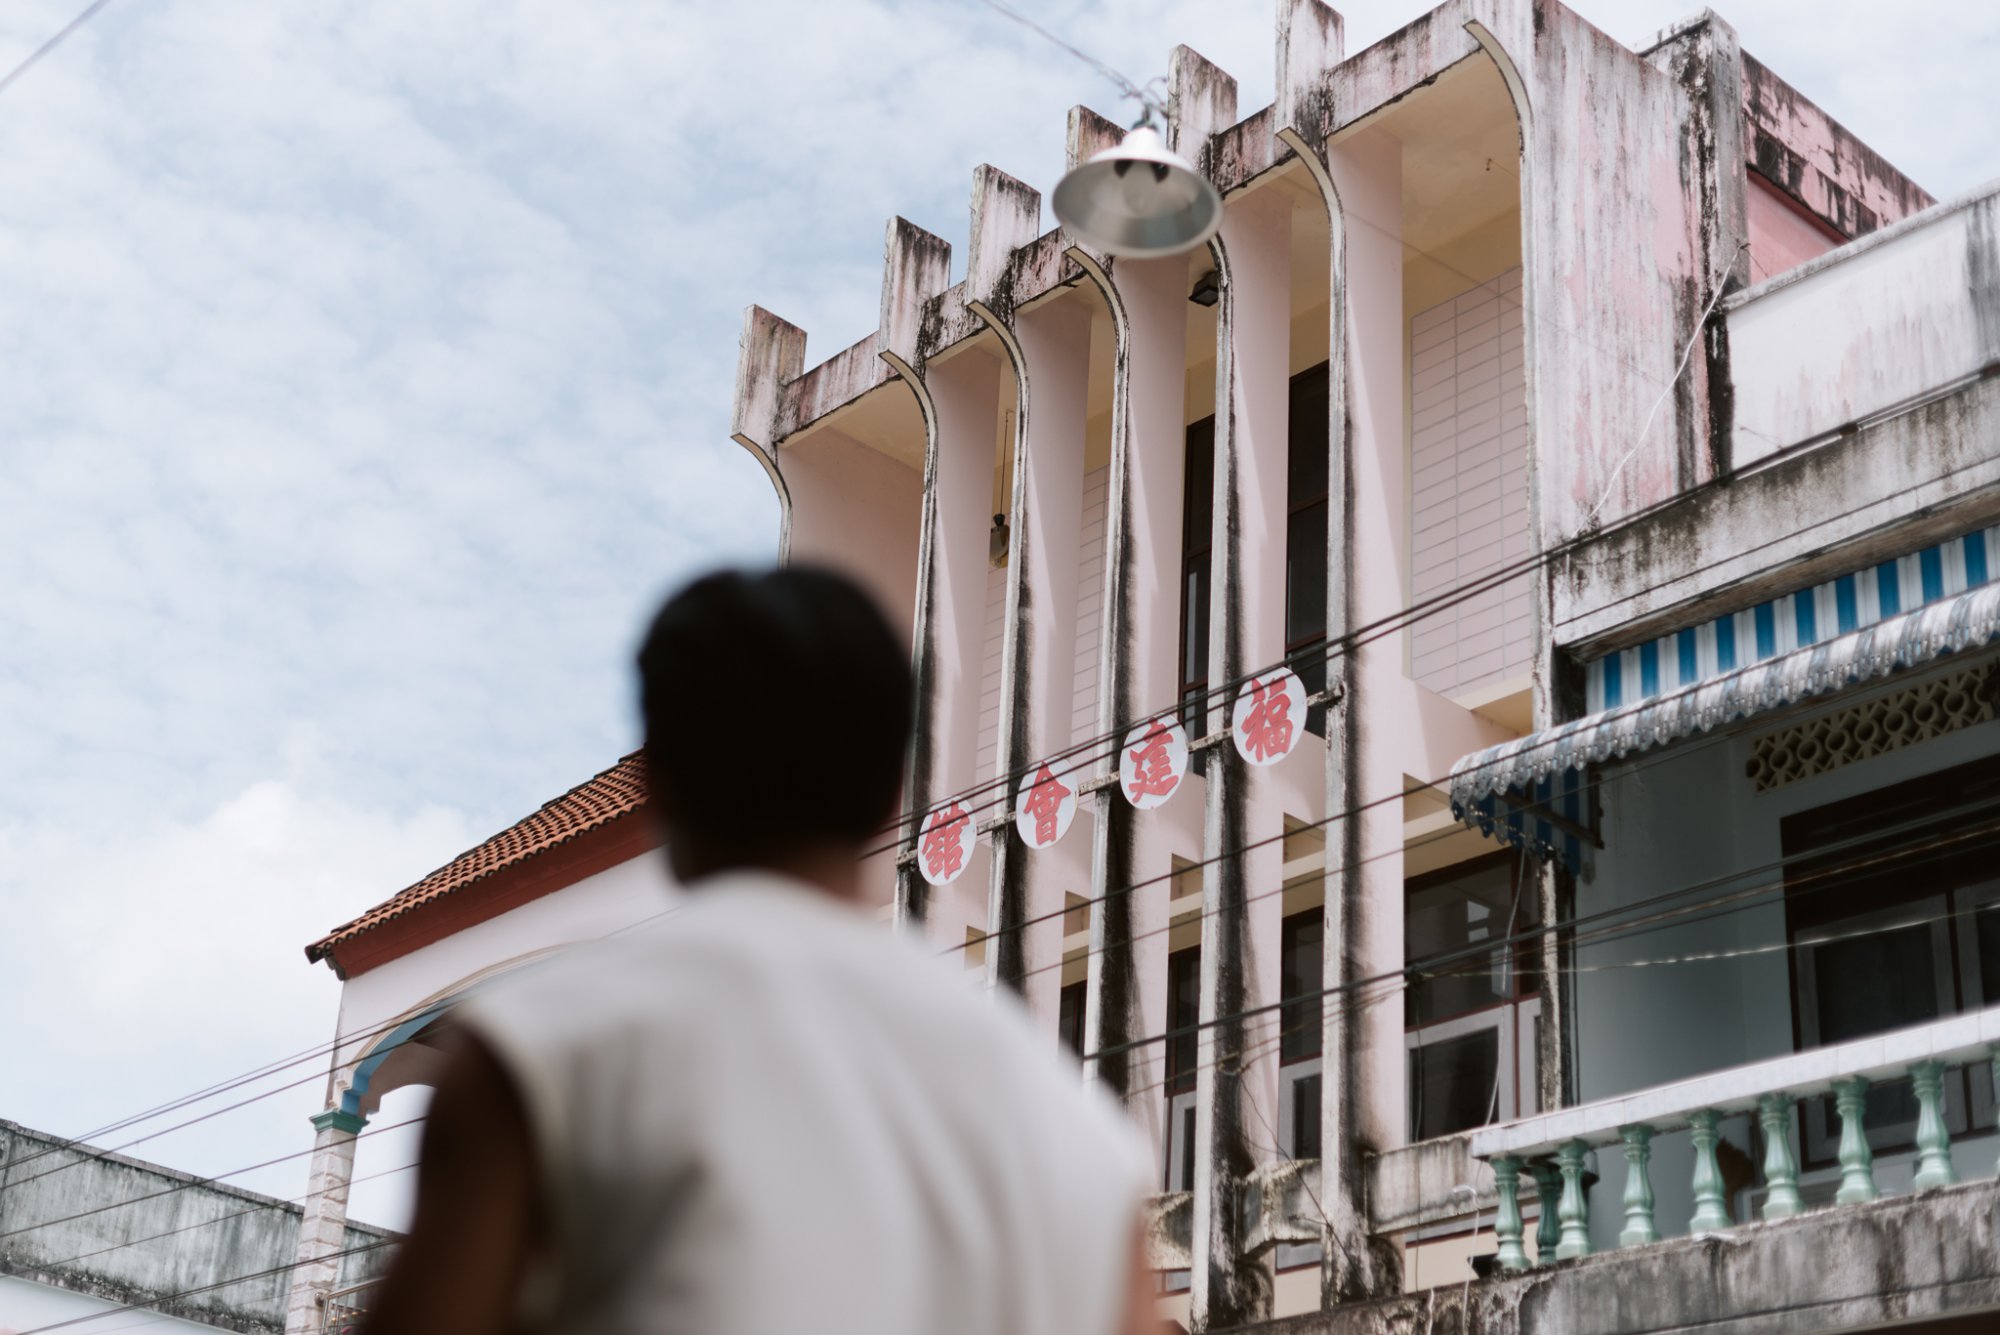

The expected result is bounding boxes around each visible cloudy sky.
[1,0,1994,1242]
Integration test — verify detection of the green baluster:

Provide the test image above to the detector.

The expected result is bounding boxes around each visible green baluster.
[1910,1060,1958,1190]
[1555,1139,1592,1260]
[1832,1077,1878,1205]
[1687,1109,1733,1232]
[1490,1155,1530,1272]
[1756,1093,1804,1220]
[1530,1160,1563,1264]
[1618,1125,1659,1246]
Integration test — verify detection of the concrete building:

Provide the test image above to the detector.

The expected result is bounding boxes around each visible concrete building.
[284,1,2000,1332]
[0,1119,390,1335]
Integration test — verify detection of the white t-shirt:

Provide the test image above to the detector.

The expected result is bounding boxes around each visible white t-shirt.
[461,872,1150,1335]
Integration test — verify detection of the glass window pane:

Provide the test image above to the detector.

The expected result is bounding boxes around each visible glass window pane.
[1291,1074,1323,1160]
[1974,901,2000,1007]
[1810,922,1941,1044]
[1166,948,1201,1093]
[1287,363,1330,503]
[1281,912,1323,1063]
[1406,860,1518,1025]
[1058,981,1086,1057]
[1286,502,1328,645]
[1409,1029,1500,1141]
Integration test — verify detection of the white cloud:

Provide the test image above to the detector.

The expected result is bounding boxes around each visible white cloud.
[0,776,473,1208]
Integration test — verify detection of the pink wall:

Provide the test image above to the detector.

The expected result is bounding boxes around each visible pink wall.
[1745,173,1843,282]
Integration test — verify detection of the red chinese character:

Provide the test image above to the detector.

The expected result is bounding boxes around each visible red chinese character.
[1021,763,1072,846]
[1239,676,1295,763]
[920,803,968,882]
[1125,720,1180,802]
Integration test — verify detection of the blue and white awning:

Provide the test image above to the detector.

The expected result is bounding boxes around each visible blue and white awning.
[1451,580,2000,866]
[1586,526,1998,712]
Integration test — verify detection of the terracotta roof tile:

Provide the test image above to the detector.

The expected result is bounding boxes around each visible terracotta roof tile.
[305,753,649,964]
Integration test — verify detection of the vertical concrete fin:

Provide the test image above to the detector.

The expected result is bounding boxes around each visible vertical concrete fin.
[1168,45,1239,165]
[967,165,1043,313]
[1066,104,1124,173]
[878,216,952,373]
[1275,0,1344,143]
[730,304,806,451]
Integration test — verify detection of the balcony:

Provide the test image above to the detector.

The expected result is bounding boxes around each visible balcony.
[1465,1008,2000,1267]
[318,1278,381,1335]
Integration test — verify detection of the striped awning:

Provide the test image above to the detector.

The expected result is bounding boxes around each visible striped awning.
[1450,581,2000,866]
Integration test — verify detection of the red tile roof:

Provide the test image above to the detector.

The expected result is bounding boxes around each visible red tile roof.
[305,753,652,972]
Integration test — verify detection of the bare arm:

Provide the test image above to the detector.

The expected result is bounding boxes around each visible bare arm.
[364,1034,539,1335]
[1121,1214,1170,1335]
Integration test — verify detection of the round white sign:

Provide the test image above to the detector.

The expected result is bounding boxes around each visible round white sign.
[1118,715,1189,810]
[1014,756,1079,849]
[1231,667,1308,766]
[916,801,973,886]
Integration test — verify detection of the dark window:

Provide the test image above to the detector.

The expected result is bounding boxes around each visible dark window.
[1058,980,1087,1058]
[1290,1072,1323,1160]
[1285,363,1331,736]
[1166,946,1202,1096]
[1783,751,2000,1163]
[1178,418,1215,763]
[1405,855,1534,1027]
[1409,1030,1501,1142]
[1177,1100,1198,1193]
[1280,909,1323,1064]
[1404,853,1537,1141]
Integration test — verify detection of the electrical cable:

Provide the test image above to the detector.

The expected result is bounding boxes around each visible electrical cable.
[0,0,114,100]
[9,815,1995,1333]
[22,780,1990,1253]
[860,431,1986,853]
[0,1117,425,1247]
[0,899,691,1192]
[27,1158,419,1279]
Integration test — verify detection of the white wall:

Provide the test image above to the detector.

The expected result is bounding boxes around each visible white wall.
[0,1275,217,1335]
[1729,186,1999,466]
[329,851,677,1108]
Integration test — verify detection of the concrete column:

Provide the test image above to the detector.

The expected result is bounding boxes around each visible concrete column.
[897,349,1005,933]
[1077,243,1198,1162]
[1190,184,1292,1329]
[980,293,1093,1024]
[283,1108,366,1335]
[1323,125,1409,1301]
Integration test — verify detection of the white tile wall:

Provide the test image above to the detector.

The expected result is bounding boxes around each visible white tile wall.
[1409,268,1531,696]
[977,561,1006,782]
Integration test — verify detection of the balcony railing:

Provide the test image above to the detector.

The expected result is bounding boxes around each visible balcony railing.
[1467,1006,2000,1269]
[318,1278,381,1335]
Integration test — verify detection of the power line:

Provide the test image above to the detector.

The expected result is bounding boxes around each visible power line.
[27,1158,418,1279]
[0,899,691,1191]
[7,1237,396,1335]
[0,1116,425,1247]
[12,784,1989,1262]
[863,428,1982,853]
[0,0,114,100]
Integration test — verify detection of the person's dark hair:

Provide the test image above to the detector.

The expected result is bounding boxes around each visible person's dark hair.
[637,567,912,861]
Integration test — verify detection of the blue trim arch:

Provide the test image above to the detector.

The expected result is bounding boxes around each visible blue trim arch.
[337,997,460,1119]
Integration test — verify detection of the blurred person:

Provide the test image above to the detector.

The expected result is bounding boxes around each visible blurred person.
[366,567,1158,1335]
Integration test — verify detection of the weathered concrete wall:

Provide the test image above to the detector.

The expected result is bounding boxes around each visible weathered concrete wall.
[1740,51,1934,242]
[1552,360,2000,657]
[0,1121,393,1333]
[1727,183,2000,468]
[1243,1178,2000,1335]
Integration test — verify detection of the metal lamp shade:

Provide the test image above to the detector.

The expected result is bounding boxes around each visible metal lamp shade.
[1052,125,1224,259]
